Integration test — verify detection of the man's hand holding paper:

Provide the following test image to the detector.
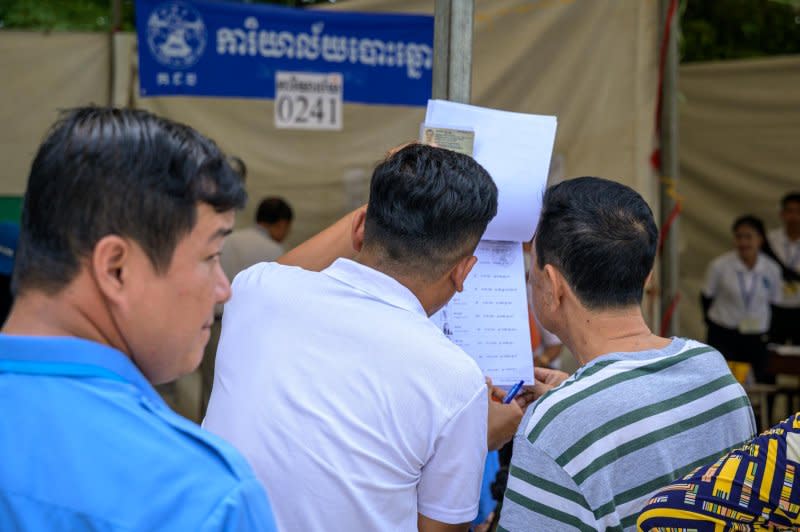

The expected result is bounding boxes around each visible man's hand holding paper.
[527,367,570,401]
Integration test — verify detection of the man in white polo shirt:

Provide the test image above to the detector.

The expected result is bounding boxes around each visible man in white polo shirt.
[765,191,800,344]
[205,144,513,531]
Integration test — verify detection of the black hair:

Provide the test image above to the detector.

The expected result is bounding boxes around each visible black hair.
[255,197,293,224]
[364,144,497,277]
[732,215,766,238]
[14,106,246,295]
[781,192,800,209]
[535,176,658,309]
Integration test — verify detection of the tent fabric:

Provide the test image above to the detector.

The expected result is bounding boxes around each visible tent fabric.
[678,55,800,340]
[1,2,659,247]
[1,0,661,312]
[130,0,660,251]
[3,6,795,341]
[0,31,110,195]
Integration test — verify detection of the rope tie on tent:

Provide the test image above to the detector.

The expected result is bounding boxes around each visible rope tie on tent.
[657,176,683,256]
[653,0,681,336]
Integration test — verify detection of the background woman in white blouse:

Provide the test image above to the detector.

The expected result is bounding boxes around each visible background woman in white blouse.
[702,215,782,382]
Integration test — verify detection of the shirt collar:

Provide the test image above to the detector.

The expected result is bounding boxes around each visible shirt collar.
[733,253,765,273]
[0,335,164,405]
[322,258,427,317]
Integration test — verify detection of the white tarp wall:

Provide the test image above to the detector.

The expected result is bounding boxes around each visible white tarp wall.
[0,0,659,244]
[0,31,109,194]
[1,0,669,325]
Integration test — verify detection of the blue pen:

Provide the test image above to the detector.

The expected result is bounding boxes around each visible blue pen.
[503,380,525,404]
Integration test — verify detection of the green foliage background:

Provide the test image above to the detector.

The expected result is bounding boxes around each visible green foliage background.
[0,0,133,31]
[0,0,331,32]
[681,0,800,61]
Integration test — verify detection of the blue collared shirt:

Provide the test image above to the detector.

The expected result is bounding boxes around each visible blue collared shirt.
[0,335,277,531]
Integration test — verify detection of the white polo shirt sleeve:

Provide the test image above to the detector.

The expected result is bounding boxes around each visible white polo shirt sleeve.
[417,384,488,524]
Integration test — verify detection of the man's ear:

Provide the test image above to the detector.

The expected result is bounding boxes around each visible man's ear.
[91,235,132,304]
[350,206,367,252]
[542,264,564,310]
[450,255,478,293]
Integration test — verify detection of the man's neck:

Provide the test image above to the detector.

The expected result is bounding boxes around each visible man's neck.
[354,252,442,316]
[740,254,758,270]
[2,284,124,354]
[257,222,283,244]
[558,304,671,366]
[255,222,273,238]
[787,227,800,242]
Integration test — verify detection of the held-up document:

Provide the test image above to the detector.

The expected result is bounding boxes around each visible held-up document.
[423,100,558,386]
[424,99,557,242]
[431,241,533,386]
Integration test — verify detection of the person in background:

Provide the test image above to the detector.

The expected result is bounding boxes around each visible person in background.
[764,192,800,344]
[637,412,800,530]
[499,177,754,532]
[0,107,277,530]
[0,222,19,325]
[702,215,782,382]
[220,196,293,282]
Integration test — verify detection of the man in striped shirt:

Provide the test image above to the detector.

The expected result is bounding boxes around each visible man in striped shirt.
[499,177,756,531]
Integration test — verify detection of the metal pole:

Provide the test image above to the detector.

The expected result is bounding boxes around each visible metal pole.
[111,0,122,30]
[432,0,451,100]
[659,0,680,336]
[432,0,474,103]
[448,0,473,104]
[109,0,122,106]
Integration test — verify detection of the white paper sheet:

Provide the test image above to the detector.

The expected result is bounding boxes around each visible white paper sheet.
[424,99,557,242]
[431,241,534,386]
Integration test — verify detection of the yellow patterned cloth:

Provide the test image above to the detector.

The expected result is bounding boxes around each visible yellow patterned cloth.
[638,413,800,531]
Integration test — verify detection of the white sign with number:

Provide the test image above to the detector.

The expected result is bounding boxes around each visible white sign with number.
[275,71,343,131]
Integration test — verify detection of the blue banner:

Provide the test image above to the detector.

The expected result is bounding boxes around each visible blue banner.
[136,0,434,106]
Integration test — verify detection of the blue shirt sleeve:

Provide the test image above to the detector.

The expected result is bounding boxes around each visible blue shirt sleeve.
[200,478,278,532]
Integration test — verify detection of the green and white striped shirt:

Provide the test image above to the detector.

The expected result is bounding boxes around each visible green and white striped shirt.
[499,338,755,531]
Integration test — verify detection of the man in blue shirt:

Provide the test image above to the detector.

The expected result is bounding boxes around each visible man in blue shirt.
[0,107,277,530]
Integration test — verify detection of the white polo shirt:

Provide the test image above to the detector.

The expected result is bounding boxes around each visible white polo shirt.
[767,227,800,308]
[703,251,782,333]
[204,259,488,531]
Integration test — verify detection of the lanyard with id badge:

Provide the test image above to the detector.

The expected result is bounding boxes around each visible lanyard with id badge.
[784,280,800,299]
[737,270,762,334]
[783,241,800,299]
